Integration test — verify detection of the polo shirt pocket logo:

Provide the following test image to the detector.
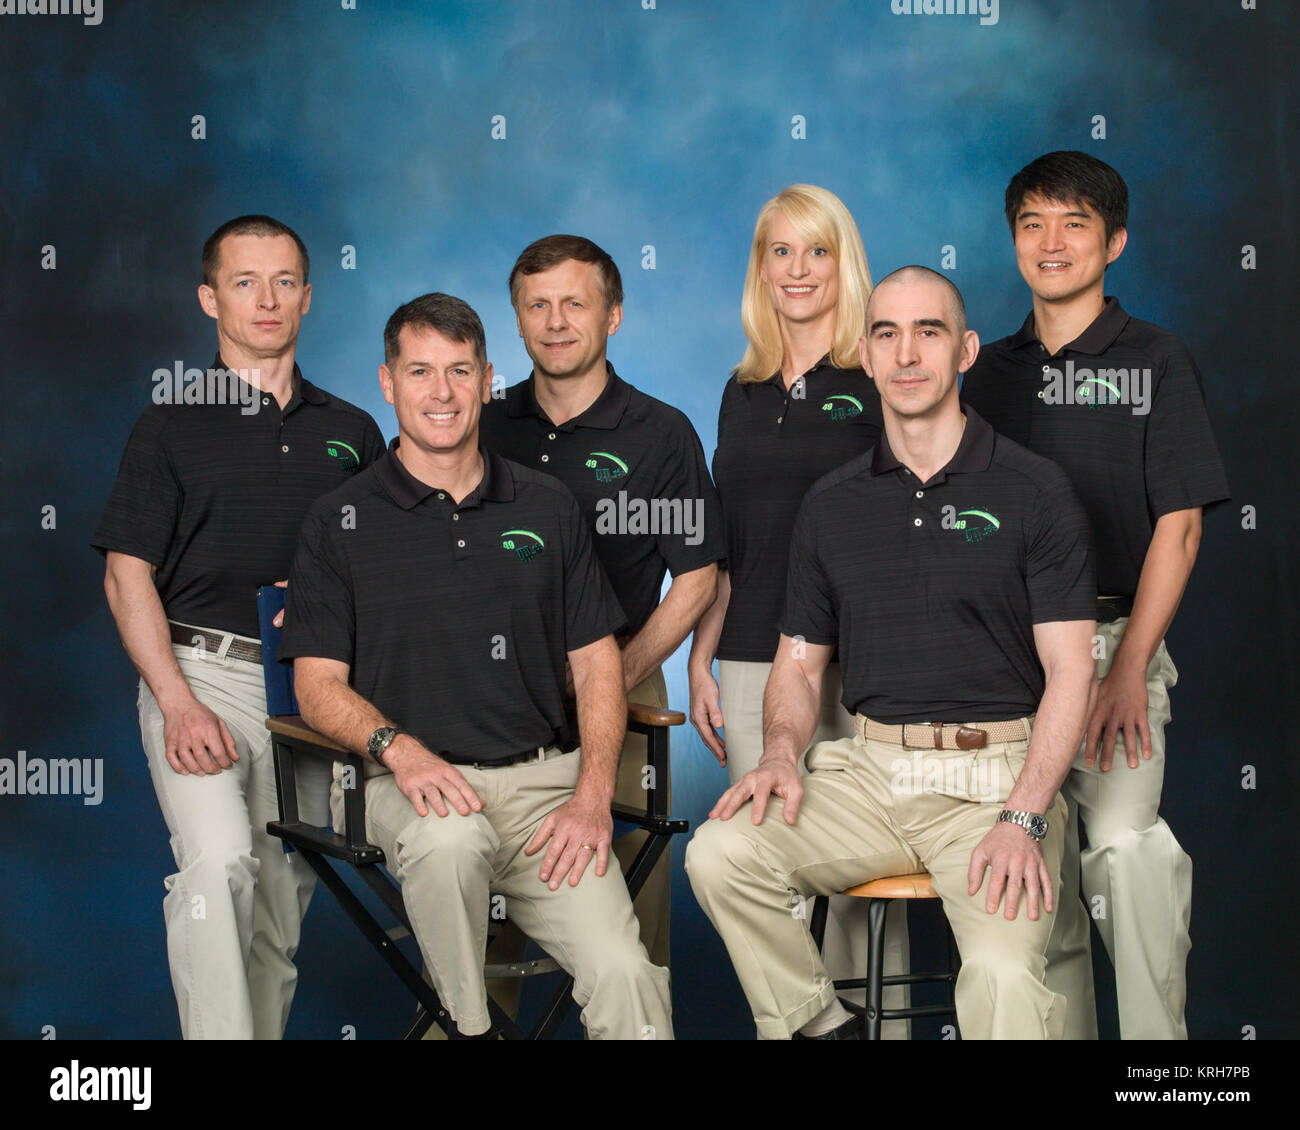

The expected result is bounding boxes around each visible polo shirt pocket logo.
[325,439,360,472]
[941,505,1001,542]
[820,394,863,421]
[583,451,629,483]
[500,529,545,562]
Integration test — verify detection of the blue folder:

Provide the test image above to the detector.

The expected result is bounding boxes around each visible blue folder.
[256,585,300,717]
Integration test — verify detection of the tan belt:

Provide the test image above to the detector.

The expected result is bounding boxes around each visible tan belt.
[856,714,1032,750]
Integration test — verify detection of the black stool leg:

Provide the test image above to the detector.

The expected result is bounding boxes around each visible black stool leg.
[865,897,889,1040]
[809,895,829,950]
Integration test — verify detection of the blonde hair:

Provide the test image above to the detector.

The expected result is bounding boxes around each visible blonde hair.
[735,185,873,384]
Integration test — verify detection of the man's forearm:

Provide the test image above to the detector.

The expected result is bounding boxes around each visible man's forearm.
[294,665,397,766]
[104,554,194,710]
[1005,660,1094,814]
[1111,509,1202,675]
[572,642,627,804]
[621,564,718,690]
[760,642,824,767]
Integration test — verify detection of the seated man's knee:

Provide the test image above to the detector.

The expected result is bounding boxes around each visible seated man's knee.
[684,817,753,896]
[392,809,495,877]
[960,935,1047,992]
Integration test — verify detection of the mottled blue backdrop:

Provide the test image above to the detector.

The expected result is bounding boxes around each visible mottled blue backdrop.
[2,0,1295,1040]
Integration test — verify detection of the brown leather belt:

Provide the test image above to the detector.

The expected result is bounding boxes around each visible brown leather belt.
[856,714,1032,750]
[170,622,262,664]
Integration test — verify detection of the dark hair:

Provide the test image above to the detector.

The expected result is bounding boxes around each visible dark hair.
[201,215,310,287]
[1004,151,1129,242]
[508,234,623,310]
[867,265,968,336]
[383,292,487,370]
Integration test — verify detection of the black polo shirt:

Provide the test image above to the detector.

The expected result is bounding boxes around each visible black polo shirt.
[480,364,725,637]
[962,298,1230,597]
[712,359,883,662]
[92,356,386,638]
[779,406,1096,724]
[278,444,626,763]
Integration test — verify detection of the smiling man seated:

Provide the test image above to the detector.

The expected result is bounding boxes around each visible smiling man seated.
[278,292,673,1039]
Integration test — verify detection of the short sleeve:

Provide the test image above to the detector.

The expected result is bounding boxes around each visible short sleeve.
[1144,344,1231,518]
[651,418,727,577]
[559,491,627,651]
[776,494,838,646]
[360,414,387,468]
[90,409,180,565]
[1025,467,1097,624]
[278,501,357,665]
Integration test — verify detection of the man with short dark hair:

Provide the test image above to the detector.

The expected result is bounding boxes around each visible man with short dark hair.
[963,151,1230,1039]
[481,235,725,971]
[686,267,1097,1040]
[93,215,385,1038]
[281,293,674,1039]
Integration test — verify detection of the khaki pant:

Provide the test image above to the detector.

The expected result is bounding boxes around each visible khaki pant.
[340,747,673,1039]
[717,660,911,1037]
[1047,619,1190,1039]
[138,633,331,1039]
[432,670,673,1037]
[685,724,1067,1040]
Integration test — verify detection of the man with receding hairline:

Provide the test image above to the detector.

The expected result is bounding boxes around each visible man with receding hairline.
[686,267,1097,1039]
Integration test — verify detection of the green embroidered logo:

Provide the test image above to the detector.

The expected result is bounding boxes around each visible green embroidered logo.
[500,529,545,562]
[583,451,629,483]
[820,394,863,421]
[325,439,360,472]
[942,506,1001,542]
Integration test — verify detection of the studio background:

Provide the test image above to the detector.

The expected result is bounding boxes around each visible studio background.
[2,0,1294,1039]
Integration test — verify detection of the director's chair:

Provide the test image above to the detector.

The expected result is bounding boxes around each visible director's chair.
[265,705,685,1039]
[256,585,685,1039]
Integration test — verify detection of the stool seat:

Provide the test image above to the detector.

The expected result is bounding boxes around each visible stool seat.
[841,873,936,900]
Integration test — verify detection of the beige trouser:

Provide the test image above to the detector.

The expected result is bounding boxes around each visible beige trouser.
[138,633,331,1039]
[1047,618,1190,1039]
[339,747,673,1039]
[685,724,1067,1040]
[433,670,672,1037]
[717,660,911,1037]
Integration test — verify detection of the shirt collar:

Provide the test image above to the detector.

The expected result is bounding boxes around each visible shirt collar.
[760,352,835,387]
[1007,296,1131,356]
[377,439,515,510]
[211,353,325,408]
[870,404,996,482]
[507,362,631,430]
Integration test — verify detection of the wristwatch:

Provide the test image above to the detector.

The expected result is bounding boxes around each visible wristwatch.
[998,809,1048,841]
[366,726,403,766]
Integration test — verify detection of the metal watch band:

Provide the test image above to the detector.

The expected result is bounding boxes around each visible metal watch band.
[998,809,1047,841]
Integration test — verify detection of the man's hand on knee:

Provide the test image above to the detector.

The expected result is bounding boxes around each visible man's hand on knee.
[967,823,1053,921]
[710,756,803,826]
[524,795,614,889]
[386,738,483,818]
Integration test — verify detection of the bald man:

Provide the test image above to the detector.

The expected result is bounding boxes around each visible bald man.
[685,268,1097,1039]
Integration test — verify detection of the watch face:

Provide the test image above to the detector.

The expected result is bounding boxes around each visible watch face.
[1029,814,1048,838]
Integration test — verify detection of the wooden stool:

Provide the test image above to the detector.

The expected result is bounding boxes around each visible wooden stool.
[809,873,960,1040]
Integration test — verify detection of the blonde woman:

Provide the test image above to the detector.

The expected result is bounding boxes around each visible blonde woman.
[689,184,909,1037]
